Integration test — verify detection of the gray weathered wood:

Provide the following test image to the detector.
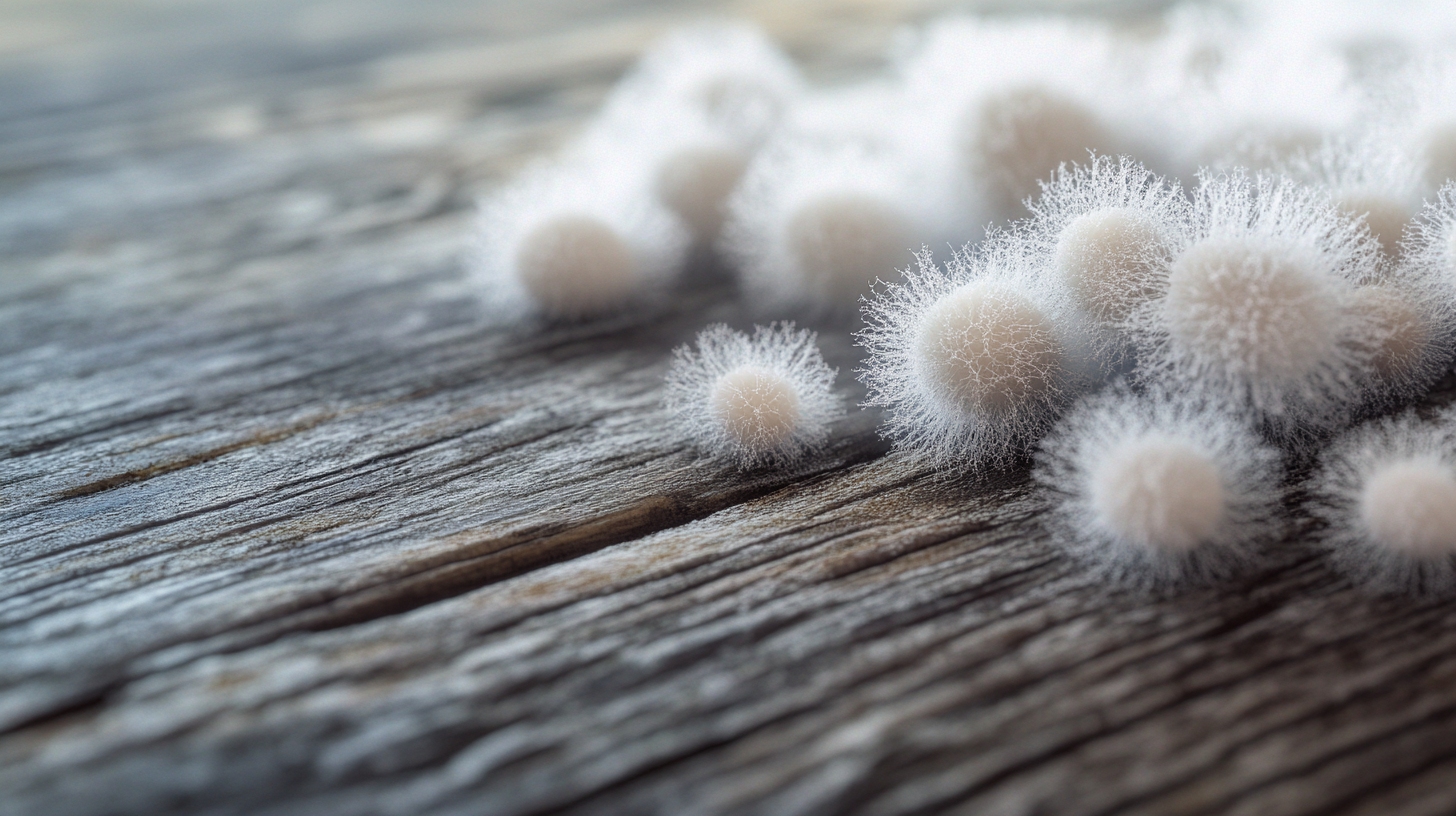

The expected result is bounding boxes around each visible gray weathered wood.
[3,2,1456,815]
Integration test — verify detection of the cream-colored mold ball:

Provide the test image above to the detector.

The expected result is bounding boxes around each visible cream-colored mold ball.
[914,281,1061,415]
[1359,459,1456,559]
[655,146,748,242]
[961,86,1112,217]
[785,192,913,305]
[1055,207,1167,323]
[1090,440,1226,554]
[1165,239,1339,382]
[514,214,638,318]
[709,365,802,451]
[1350,286,1430,379]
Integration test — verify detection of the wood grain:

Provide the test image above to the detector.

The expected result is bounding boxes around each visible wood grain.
[3,1,1456,815]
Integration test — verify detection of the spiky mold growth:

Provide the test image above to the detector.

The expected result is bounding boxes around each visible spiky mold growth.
[473,159,689,322]
[721,135,956,320]
[1129,171,1383,444]
[1309,411,1456,595]
[1355,181,1456,406]
[665,323,844,469]
[1034,385,1284,586]
[1281,138,1425,259]
[894,17,1153,222]
[858,244,1092,473]
[1021,155,1191,366]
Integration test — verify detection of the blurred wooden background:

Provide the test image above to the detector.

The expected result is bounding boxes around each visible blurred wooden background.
[4,1,1456,814]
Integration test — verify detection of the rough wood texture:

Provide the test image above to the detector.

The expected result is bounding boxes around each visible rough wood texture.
[3,2,1456,814]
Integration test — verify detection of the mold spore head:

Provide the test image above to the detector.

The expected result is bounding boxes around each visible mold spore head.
[784,191,914,306]
[665,322,843,469]
[1165,237,1341,384]
[1311,412,1456,594]
[723,138,936,319]
[1359,459,1456,559]
[1034,385,1283,585]
[1055,207,1168,324]
[1348,285,1431,380]
[475,160,689,323]
[1136,172,1379,427]
[1023,155,1188,363]
[654,144,749,242]
[709,365,802,451]
[913,280,1060,416]
[961,85,1113,218]
[858,246,1083,472]
[514,214,638,318]
[1089,438,1225,555]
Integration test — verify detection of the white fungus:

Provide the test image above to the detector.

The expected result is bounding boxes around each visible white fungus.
[665,323,843,468]
[582,24,803,248]
[1022,155,1190,364]
[1034,386,1284,586]
[1282,139,1424,259]
[722,135,950,319]
[1130,171,1382,441]
[1349,180,1456,407]
[895,18,1146,221]
[858,244,1088,471]
[474,160,689,321]
[1309,411,1456,595]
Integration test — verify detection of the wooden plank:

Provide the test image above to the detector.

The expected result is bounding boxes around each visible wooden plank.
[4,1,1456,815]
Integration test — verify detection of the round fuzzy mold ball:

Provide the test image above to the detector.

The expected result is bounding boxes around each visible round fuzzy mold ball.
[960,85,1114,219]
[653,143,749,243]
[474,161,689,322]
[722,137,952,319]
[1282,138,1424,259]
[665,323,844,469]
[894,17,1146,223]
[859,245,1089,472]
[1024,155,1190,362]
[1131,171,1381,436]
[1350,181,1456,407]
[1034,386,1284,586]
[1309,411,1456,594]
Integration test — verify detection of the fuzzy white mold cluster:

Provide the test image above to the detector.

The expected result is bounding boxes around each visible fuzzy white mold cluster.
[1020,155,1191,363]
[1035,386,1283,585]
[858,244,1090,470]
[1128,171,1384,439]
[895,18,1156,222]
[472,23,802,320]
[1310,411,1456,595]
[665,323,843,469]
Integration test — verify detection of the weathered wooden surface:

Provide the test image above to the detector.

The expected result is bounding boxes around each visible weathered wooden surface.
[3,1,1456,814]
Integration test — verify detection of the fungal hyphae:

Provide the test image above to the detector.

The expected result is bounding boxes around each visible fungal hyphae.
[1034,386,1283,585]
[587,23,804,247]
[1310,411,1456,595]
[665,323,843,469]
[1023,154,1189,363]
[474,161,689,321]
[723,137,939,318]
[896,18,1141,221]
[1131,171,1381,439]
[858,244,1086,471]
[1351,181,1456,406]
